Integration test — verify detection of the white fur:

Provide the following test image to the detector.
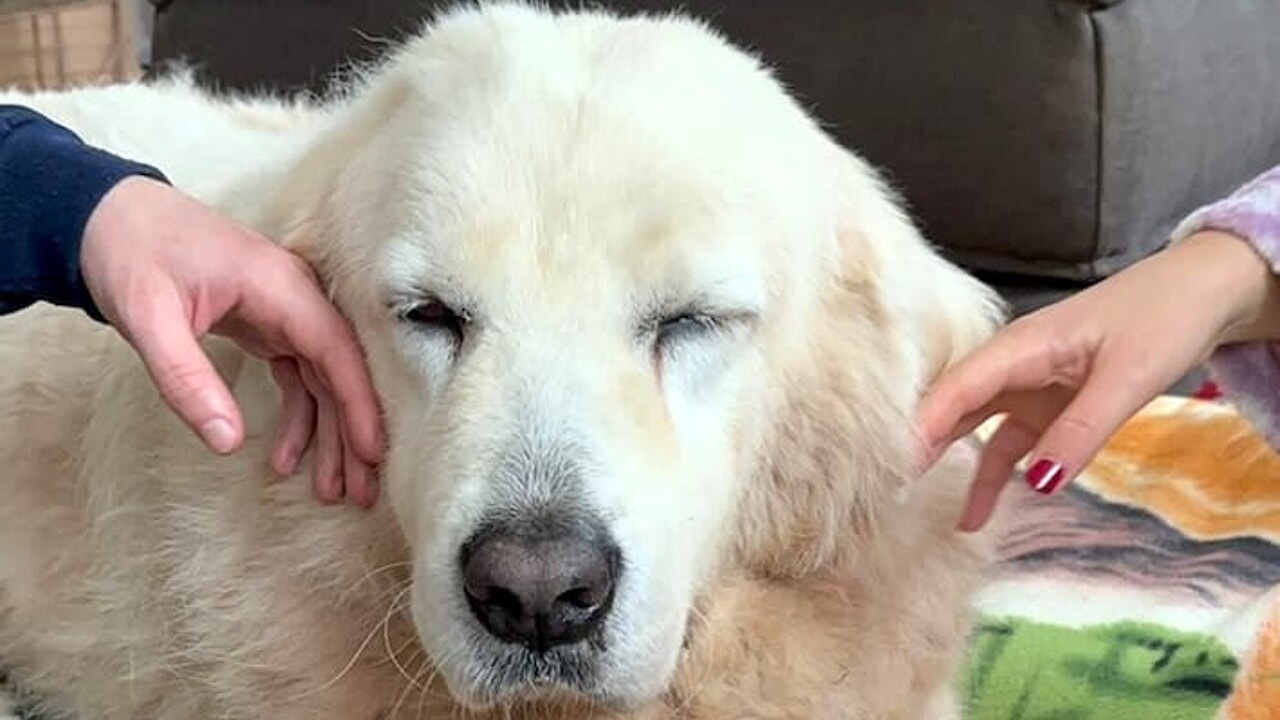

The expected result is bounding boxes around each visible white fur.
[0,4,1005,718]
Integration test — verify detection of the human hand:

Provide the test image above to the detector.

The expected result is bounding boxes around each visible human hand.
[80,176,384,507]
[914,230,1280,531]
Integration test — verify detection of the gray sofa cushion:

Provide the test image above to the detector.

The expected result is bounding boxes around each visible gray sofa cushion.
[150,0,1280,292]
[772,0,1280,284]
[1091,0,1280,277]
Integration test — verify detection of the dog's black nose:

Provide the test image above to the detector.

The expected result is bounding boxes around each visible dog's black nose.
[462,522,618,652]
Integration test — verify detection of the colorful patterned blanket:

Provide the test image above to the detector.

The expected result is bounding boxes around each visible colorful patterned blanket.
[963,395,1280,720]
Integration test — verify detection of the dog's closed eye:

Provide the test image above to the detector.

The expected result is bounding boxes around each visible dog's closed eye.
[400,298,470,344]
[655,314,723,349]
[643,304,758,356]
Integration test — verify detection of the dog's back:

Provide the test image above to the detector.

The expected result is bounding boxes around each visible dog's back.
[3,77,323,227]
[0,304,142,713]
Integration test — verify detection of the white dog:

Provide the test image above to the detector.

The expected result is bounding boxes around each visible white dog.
[0,4,1005,718]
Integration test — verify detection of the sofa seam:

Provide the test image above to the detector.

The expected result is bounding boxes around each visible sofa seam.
[1088,6,1106,279]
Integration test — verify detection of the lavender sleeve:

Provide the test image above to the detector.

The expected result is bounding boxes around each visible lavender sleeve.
[1170,165,1280,446]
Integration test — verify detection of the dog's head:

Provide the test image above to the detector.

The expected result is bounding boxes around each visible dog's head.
[269,3,1003,711]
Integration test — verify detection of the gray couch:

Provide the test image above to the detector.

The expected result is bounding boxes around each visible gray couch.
[146,0,1280,317]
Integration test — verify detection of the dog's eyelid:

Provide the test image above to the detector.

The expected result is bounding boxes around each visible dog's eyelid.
[645,300,759,326]
[640,304,758,347]
[388,289,473,321]
[388,290,475,349]
[641,287,760,322]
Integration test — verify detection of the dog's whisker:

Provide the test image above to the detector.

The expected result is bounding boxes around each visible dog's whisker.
[409,661,434,720]
[385,650,432,719]
[284,608,394,702]
[678,651,719,717]
[388,665,421,720]
[385,635,423,674]
[359,578,414,620]
[383,587,422,688]
[344,560,413,599]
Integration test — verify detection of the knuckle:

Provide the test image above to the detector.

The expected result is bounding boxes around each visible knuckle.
[1002,310,1092,390]
[989,417,1039,461]
[1046,337,1092,386]
[1055,413,1100,439]
[273,249,322,291]
[155,362,210,406]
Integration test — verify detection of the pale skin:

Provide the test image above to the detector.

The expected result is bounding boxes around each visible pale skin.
[80,176,384,507]
[915,230,1280,531]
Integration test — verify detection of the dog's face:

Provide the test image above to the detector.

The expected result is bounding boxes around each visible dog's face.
[280,5,1002,711]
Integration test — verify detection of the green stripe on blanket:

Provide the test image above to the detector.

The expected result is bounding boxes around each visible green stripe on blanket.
[961,617,1236,719]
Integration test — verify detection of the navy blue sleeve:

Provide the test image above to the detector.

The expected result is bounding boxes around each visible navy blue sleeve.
[0,105,169,321]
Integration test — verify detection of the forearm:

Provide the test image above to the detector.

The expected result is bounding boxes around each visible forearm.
[1176,231,1280,346]
[0,105,167,319]
[1172,166,1280,344]
[1170,163,1280,445]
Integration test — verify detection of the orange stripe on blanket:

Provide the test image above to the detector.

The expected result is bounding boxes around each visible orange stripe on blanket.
[1221,596,1280,720]
[1071,398,1280,542]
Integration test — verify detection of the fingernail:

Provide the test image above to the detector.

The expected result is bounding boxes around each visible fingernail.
[201,419,237,454]
[274,447,298,478]
[316,478,342,505]
[1024,458,1066,494]
[913,445,939,476]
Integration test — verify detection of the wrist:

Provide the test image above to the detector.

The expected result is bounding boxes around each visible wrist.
[1174,231,1280,345]
[9,114,169,321]
[80,176,170,323]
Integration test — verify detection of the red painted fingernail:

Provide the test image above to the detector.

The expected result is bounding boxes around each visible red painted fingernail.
[1025,459,1066,494]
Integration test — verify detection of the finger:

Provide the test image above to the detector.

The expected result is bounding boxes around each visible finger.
[1020,357,1157,497]
[269,358,316,477]
[957,416,1041,532]
[916,317,1089,473]
[126,292,244,455]
[917,404,1003,473]
[343,434,380,509]
[243,258,384,465]
[914,330,1039,465]
[300,362,344,504]
[328,364,377,508]
[925,384,1076,467]
[288,314,384,466]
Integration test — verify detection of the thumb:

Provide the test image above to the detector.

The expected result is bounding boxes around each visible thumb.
[126,302,245,455]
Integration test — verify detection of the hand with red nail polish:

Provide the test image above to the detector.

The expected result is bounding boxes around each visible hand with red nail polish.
[914,230,1280,532]
[81,177,385,508]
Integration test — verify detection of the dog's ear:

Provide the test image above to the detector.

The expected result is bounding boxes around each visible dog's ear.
[831,148,1007,393]
[737,146,1004,578]
[257,72,415,317]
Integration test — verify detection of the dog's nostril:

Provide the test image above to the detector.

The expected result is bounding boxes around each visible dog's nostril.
[558,586,602,610]
[486,586,525,616]
[461,522,619,652]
